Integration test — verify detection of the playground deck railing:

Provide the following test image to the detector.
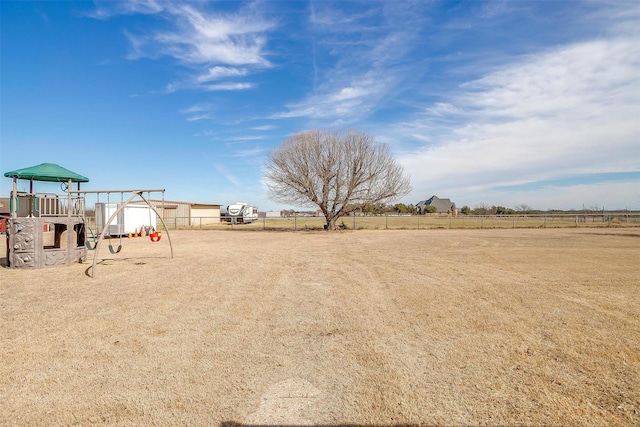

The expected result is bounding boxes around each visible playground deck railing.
[11,193,85,217]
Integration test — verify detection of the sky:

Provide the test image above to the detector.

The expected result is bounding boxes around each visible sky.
[1,0,639,212]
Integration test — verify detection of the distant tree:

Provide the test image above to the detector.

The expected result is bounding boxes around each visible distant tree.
[264,129,412,230]
[460,205,471,215]
[515,204,533,213]
[472,203,492,215]
[393,203,411,214]
[422,205,437,214]
[357,202,388,215]
[495,206,515,215]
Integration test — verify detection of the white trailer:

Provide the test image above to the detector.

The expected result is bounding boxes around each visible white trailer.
[223,202,258,224]
[95,203,157,236]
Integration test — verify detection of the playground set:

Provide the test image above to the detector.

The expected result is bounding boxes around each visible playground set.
[3,163,173,277]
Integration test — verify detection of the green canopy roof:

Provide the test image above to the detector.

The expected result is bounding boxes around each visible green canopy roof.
[4,163,89,183]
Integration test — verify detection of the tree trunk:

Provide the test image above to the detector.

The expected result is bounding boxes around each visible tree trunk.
[325,216,337,231]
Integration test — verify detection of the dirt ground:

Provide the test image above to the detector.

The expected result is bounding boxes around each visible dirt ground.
[1,228,639,426]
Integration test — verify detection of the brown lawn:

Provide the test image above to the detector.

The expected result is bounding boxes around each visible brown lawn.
[1,228,639,426]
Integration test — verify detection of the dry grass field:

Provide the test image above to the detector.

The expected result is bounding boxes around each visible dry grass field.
[1,228,639,426]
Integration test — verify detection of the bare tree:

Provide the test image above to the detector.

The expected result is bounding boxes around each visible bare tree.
[264,129,412,230]
[515,204,533,213]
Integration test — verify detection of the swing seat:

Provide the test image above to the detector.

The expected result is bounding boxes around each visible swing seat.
[108,243,123,254]
[85,225,97,250]
[149,231,161,242]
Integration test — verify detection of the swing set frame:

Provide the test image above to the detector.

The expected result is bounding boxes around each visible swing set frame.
[72,189,174,278]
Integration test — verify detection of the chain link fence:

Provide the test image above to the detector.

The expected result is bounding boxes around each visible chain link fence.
[160,212,640,231]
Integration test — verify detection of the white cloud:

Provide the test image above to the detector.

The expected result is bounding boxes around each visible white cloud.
[272,2,424,124]
[186,114,212,122]
[196,66,248,83]
[399,36,640,209]
[272,74,389,123]
[89,0,165,19]
[309,2,378,27]
[204,82,254,91]
[179,104,209,114]
[229,135,264,141]
[330,86,370,102]
[139,4,273,66]
[101,2,273,92]
[179,103,216,121]
[214,163,241,187]
[251,125,276,131]
[231,147,266,157]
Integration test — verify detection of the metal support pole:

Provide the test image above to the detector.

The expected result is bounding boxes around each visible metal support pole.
[11,178,17,218]
[91,191,173,278]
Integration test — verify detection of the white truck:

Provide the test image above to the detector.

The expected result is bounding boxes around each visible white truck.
[222,202,259,224]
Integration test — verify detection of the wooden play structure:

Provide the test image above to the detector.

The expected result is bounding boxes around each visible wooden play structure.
[4,163,173,277]
[4,163,90,269]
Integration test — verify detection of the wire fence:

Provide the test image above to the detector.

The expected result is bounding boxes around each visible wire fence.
[154,212,640,231]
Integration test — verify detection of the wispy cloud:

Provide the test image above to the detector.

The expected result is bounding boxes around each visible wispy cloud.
[251,125,276,131]
[93,1,273,92]
[151,5,272,66]
[272,78,385,123]
[272,2,429,124]
[196,66,248,83]
[88,0,165,19]
[214,163,241,187]
[230,147,266,158]
[179,103,216,121]
[227,136,265,142]
[204,82,254,91]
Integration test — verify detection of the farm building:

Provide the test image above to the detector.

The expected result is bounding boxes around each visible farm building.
[135,200,222,228]
[416,195,458,215]
[189,203,222,226]
[0,197,10,233]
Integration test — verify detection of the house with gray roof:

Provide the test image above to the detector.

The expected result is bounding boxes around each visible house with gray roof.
[416,195,457,215]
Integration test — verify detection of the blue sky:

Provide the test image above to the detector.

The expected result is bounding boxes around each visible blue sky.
[1,0,638,211]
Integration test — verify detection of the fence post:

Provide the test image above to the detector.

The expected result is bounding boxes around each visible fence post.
[449,214,452,229]
[263,216,266,230]
[294,212,297,231]
[385,214,388,229]
[353,212,356,229]
[544,215,547,228]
